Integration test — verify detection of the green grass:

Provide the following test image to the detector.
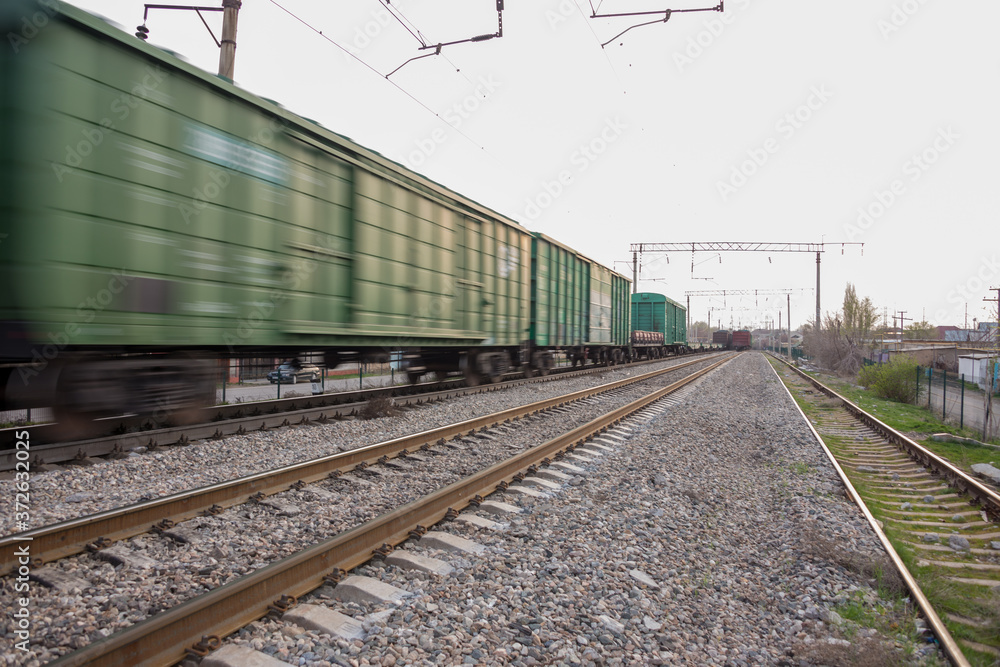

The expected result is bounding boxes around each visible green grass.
[790,461,812,475]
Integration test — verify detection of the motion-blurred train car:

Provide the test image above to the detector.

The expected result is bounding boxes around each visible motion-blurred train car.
[0,0,631,426]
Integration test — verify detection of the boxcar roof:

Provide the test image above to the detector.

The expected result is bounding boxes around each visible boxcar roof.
[631,292,685,312]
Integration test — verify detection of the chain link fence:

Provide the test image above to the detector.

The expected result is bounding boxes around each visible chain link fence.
[916,365,999,442]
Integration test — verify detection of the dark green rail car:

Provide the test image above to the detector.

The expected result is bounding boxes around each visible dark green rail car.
[667,294,687,345]
[530,235,631,367]
[631,292,688,356]
[531,234,587,348]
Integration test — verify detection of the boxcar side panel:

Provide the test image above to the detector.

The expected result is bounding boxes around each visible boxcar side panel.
[1,14,360,350]
[530,234,591,348]
[610,271,631,345]
[587,264,610,344]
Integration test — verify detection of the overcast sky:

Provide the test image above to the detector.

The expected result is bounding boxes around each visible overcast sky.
[70,0,1000,330]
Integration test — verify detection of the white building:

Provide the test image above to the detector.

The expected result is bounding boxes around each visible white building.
[957,353,998,390]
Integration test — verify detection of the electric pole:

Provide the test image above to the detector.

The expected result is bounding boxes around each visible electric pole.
[982,288,999,440]
[218,0,241,79]
[135,2,241,78]
[895,311,911,342]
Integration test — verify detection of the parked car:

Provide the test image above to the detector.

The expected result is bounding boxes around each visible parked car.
[267,360,320,384]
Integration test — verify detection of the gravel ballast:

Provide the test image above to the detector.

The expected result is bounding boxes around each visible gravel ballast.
[0,357,715,665]
[0,357,710,535]
[213,353,942,666]
[1,353,943,665]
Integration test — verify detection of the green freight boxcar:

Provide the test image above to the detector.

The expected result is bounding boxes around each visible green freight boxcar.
[0,0,558,421]
[630,292,689,357]
[530,234,631,370]
[587,261,631,364]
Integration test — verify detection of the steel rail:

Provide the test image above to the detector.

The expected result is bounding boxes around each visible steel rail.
[1,353,709,464]
[49,354,733,667]
[774,356,1000,519]
[0,354,729,574]
[766,356,971,667]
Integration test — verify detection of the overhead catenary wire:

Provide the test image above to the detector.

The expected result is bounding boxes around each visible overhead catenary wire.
[577,0,626,91]
[378,0,428,47]
[265,0,504,166]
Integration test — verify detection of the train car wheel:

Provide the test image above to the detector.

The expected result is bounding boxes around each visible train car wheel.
[462,351,483,386]
[532,351,553,376]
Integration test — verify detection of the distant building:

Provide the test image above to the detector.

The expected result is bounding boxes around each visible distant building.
[957,353,998,389]
[936,325,959,340]
[944,326,994,343]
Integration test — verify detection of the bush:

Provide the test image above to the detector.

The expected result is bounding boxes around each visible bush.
[856,357,919,404]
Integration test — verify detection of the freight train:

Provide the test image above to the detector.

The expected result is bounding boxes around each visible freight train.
[0,1,686,429]
[629,293,689,358]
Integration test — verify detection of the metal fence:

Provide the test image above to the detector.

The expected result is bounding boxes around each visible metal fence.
[762,343,805,359]
[916,365,999,441]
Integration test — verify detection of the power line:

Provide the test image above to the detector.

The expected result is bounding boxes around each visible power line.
[579,0,626,90]
[378,0,427,46]
[266,0,502,165]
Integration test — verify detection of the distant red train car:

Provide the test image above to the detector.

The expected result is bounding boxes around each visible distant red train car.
[712,330,732,348]
[732,330,752,351]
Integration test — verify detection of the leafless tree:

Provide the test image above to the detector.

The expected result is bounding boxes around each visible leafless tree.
[803,284,878,375]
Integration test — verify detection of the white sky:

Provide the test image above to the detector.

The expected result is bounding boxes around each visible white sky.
[69,0,1000,330]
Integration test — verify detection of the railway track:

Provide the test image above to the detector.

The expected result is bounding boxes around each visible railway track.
[4,354,733,666]
[768,355,1000,667]
[0,353,713,470]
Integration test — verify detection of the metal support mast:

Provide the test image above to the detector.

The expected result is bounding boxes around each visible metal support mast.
[218,0,241,79]
[135,1,240,78]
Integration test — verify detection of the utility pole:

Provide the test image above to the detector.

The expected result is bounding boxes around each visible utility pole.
[787,293,791,360]
[686,294,690,339]
[815,251,821,333]
[899,311,910,335]
[135,2,240,78]
[218,0,241,79]
[632,250,638,294]
[982,288,999,440]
